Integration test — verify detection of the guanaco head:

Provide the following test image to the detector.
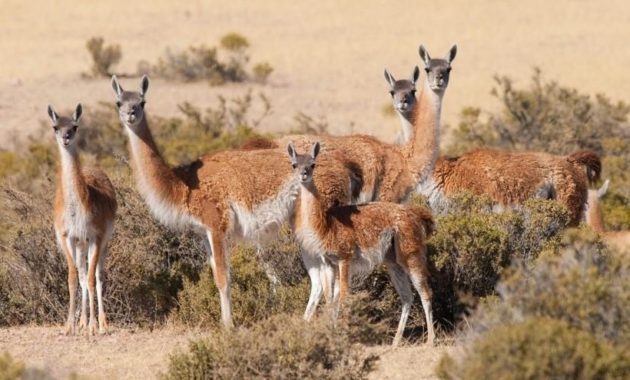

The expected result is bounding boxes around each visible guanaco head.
[384,66,420,117]
[287,142,320,184]
[48,104,82,148]
[111,75,149,129]
[418,44,457,92]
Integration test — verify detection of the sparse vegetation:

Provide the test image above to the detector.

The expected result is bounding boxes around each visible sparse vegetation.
[85,37,122,77]
[146,33,273,85]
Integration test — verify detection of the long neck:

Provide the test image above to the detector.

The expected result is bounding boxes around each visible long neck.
[402,80,443,186]
[397,109,414,144]
[586,193,606,233]
[58,144,88,208]
[125,116,189,210]
[299,182,330,234]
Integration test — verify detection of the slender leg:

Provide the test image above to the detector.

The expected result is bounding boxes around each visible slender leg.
[87,237,103,336]
[301,249,323,321]
[77,244,88,332]
[96,244,108,334]
[338,259,350,302]
[385,259,414,347]
[407,251,435,345]
[61,235,78,335]
[207,229,233,328]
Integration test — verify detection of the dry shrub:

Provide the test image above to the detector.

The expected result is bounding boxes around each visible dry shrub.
[162,313,378,380]
[252,62,274,84]
[437,318,630,380]
[437,231,630,380]
[421,194,570,325]
[0,352,24,380]
[172,244,308,328]
[85,37,122,77]
[147,33,270,85]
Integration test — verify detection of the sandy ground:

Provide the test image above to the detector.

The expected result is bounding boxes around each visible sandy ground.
[2,0,630,150]
[0,325,447,379]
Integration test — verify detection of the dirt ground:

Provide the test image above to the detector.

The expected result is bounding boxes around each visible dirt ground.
[0,325,448,379]
[2,0,630,150]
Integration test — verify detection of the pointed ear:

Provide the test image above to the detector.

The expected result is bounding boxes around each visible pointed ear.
[411,66,420,84]
[140,75,149,97]
[418,45,431,67]
[446,44,457,64]
[597,179,610,199]
[384,69,396,88]
[73,104,83,122]
[287,142,297,163]
[311,142,320,160]
[47,105,58,124]
[111,75,123,98]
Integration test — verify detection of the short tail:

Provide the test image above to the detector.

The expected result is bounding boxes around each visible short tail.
[566,150,601,184]
[408,205,436,237]
[240,137,278,150]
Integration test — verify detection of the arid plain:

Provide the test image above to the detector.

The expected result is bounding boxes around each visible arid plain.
[1,0,629,378]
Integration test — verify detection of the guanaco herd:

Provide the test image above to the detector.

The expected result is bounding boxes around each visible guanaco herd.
[49,44,629,343]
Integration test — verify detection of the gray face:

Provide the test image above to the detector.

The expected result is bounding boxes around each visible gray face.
[384,67,419,115]
[419,45,457,92]
[287,142,320,184]
[48,104,82,147]
[112,75,149,128]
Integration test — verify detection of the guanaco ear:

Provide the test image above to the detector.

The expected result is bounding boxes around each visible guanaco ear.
[72,104,83,123]
[597,179,610,199]
[446,44,457,64]
[287,143,297,163]
[418,45,431,67]
[111,75,123,98]
[140,75,149,97]
[384,69,396,88]
[47,105,58,125]
[310,142,320,160]
[411,66,420,84]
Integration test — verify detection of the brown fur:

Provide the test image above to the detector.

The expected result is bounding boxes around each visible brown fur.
[275,71,444,204]
[295,176,436,343]
[54,149,117,336]
[432,148,599,225]
[124,114,353,326]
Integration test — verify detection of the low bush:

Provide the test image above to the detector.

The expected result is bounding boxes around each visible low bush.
[162,313,378,380]
[0,352,24,379]
[85,37,122,77]
[147,33,273,85]
[437,232,630,379]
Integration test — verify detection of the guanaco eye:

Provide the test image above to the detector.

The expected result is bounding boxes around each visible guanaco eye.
[72,125,78,132]
[53,126,59,132]
[389,90,395,97]
[411,90,416,96]
[310,163,316,169]
[292,163,297,169]
[425,68,430,73]
[116,101,122,108]
[140,100,146,108]
[446,67,452,73]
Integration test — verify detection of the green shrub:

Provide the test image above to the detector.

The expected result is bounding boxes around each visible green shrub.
[438,232,630,379]
[85,37,122,77]
[172,244,308,328]
[162,314,378,380]
[437,318,630,380]
[252,62,274,84]
[220,33,250,52]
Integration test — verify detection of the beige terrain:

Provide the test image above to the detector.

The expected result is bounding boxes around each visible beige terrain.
[2,0,630,150]
[0,326,447,379]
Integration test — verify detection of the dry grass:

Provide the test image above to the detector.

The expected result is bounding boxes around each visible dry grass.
[0,325,197,379]
[2,0,630,148]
